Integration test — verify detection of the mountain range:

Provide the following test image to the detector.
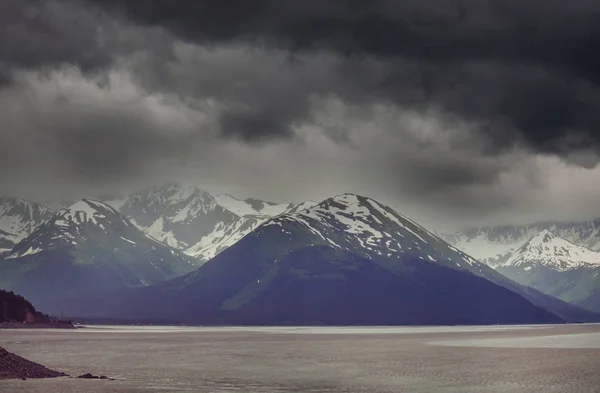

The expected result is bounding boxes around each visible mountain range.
[1,184,598,324]
[440,218,600,310]
[0,199,197,309]
[57,194,589,325]
[442,220,600,267]
[0,198,54,254]
[493,230,600,312]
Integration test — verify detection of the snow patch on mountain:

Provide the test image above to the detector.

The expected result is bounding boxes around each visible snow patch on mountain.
[141,217,180,249]
[59,199,111,226]
[186,219,262,261]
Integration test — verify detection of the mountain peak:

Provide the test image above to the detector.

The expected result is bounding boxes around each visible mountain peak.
[56,199,119,227]
[67,198,110,212]
[532,229,556,243]
[328,193,363,204]
[264,194,482,271]
[501,229,600,271]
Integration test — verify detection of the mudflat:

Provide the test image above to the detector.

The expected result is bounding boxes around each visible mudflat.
[0,324,599,392]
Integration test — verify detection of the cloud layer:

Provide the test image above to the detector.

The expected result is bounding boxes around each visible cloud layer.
[1,0,600,229]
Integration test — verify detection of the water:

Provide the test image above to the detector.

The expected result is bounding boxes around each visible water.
[1,324,599,392]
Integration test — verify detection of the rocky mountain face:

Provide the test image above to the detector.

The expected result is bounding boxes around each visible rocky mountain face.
[62,194,575,325]
[0,198,54,254]
[495,230,600,312]
[0,199,197,309]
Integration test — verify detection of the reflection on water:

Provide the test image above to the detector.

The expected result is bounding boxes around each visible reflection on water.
[1,324,599,392]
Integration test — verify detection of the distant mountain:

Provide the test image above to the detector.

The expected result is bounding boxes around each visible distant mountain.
[3,185,316,263]
[0,199,197,309]
[496,230,600,312]
[500,230,600,271]
[0,198,54,254]
[117,184,261,261]
[117,183,315,262]
[62,194,570,325]
[443,219,600,267]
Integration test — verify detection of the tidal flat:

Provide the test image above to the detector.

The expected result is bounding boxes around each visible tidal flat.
[1,324,599,392]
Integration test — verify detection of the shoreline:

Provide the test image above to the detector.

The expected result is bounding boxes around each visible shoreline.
[0,322,76,330]
[0,346,67,380]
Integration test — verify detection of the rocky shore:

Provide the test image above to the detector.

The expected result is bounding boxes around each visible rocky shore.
[0,346,113,381]
[0,346,67,380]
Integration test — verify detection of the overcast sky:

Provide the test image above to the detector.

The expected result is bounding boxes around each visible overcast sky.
[2,0,600,230]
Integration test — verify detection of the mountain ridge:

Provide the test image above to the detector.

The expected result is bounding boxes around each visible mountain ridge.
[444,219,600,267]
[494,229,600,312]
[58,193,576,325]
[0,199,198,309]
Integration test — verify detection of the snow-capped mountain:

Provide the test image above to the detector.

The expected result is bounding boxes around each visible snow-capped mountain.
[494,230,600,312]
[500,230,600,272]
[0,199,198,309]
[117,184,263,261]
[7,199,137,258]
[443,218,600,267]
[0,197,54,253]
[64,193,570,325]
[264,193,484,271]
[117,183,317,261]
[1,184,321,262]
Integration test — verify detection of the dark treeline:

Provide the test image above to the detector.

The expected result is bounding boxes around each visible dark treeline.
[0,289,50,323]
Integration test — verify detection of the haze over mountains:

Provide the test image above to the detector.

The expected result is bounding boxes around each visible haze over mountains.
[0,183,599,324]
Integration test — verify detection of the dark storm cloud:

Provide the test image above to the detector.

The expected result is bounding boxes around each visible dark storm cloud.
[0,0,110,80]
[85,0,600,156]
[0,0,173,85]
[3,0,600,227]
[0,69,209,184]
